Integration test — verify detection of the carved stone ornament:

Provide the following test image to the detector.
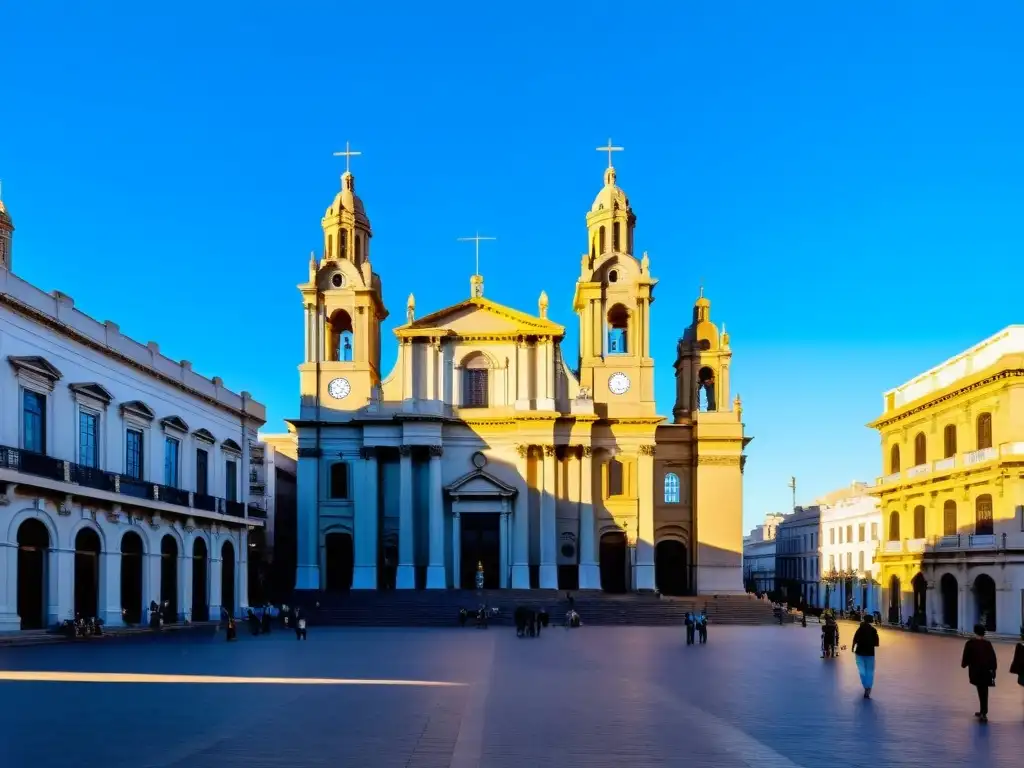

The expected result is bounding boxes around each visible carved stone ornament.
[58,495,73,516]
[582,446,593,458]
[577,387,592,400]
[639,445,656,457]
[515,444,529,459]
[428,445,444,458]
[359,446,377,460]
[696,455,742,466]
[297,447,322,458]
[543,444,556,458]
[106,510,122,524]
[399,445,413,457]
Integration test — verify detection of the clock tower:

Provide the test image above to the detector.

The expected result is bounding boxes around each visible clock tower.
[298,153,388,418]
[572,151,657,417]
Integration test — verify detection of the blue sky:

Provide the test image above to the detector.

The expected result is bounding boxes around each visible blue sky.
[2,2,1023,529]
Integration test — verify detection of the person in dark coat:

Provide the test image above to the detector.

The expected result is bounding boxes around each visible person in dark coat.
[851,614,880,698]
[962,624,998,722]
[684,612,695,645]
[1010,629,1024,719]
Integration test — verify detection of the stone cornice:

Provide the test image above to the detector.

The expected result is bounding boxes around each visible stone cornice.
[869,369,1024,430]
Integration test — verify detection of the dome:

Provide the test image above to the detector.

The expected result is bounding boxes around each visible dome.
[590,167,629,213]
[324,171,366,219]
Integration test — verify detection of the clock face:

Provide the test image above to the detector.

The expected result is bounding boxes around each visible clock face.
[608,372,631,396]
[327,377,351,400]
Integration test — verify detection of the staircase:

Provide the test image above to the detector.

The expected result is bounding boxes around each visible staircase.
[289,590,778,628]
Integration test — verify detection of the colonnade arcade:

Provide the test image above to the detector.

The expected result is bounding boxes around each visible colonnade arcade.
[3,508,248,630]
[884,566,1002,633]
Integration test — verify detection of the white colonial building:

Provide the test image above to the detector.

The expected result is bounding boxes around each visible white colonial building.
[817,482,881,613]
[0,207,265,631]
[774,506,821,605]
[742,513,783,593]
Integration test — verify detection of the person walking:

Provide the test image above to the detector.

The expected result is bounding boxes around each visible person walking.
[962,624,998,722]
[851,614,880,698]
[1010,629,1024,720]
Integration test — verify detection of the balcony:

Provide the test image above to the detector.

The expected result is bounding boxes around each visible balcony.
[1000,442,1024,458]
[884,540,901,553]
[933,456,955,471]
[906,462,931,478]
[877,444,1014,487]
[963,447,997,466]
[0,444,259,526]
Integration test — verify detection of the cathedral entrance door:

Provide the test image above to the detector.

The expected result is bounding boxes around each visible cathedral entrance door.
[599,532,628,593]
[460,513,500,590]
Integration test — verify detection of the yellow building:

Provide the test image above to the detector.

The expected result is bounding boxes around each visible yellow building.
[870,326,1024,635]
[278,152,749,594]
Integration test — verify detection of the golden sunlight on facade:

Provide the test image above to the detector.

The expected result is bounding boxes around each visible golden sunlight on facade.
[274,152,749,595]
[870,326,1024,635]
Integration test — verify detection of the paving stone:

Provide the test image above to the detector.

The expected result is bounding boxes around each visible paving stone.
[0,625,1021,766]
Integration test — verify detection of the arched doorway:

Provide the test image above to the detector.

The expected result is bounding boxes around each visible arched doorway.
[654,540,689,595]
[120,532,144,624]
[911,573,927,626]
[325,532,354,592]
[599,531,628,594]
[888,574,901,624]
[940,573,958,629]
[160,535,179,623]
[74,528,101,620]
[191,538,209,622]
[17,519,50,630]
[974,574,996,632]
[221,540,236,617]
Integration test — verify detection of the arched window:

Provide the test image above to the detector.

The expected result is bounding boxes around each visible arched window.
[976,412,993,450]
[340,228,348,260]
[355,234,362,263]
[607,304,629,355]
[913,505,925,539]
[664,472,680,504]
[975,494,994,536]
[613,222,621,251]
[326,233,333,260]
[888,510,900,541]
[698,367,717,412]
[943,500,957,536]
[461,353,490,408]
[889,444,901,474]
[913,433,926,466]
[607,458,624,497]
[599,226,606,254]
[329,463,348,499]
[328,310,354,362]
[943,424,957,458]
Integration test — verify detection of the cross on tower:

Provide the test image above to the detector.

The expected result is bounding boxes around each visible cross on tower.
[596,138,624,168]
[457,233,497,276]
[332,141,362,174]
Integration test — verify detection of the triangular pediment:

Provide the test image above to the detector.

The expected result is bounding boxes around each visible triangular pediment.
[160,415,190,433]
[445,468,518,498]
[8,355,63,382]
[397,297,563,338]
[222,438,242,453]
[120,400,155,421]
[69,382,114,404]
[193,428,216,444]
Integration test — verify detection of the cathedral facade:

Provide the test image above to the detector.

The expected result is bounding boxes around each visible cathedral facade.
[289,159,748,594]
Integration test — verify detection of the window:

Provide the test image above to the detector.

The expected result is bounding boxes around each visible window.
[858,551,865,572]
[975,494,993,536]
[225,459,238,502]
[913,432,926,465]
[829,554,835,571]
[839,528,844,544]
[976,413,993,450]
[328,310,354,362]
[340,228,348,260]
[858,523,865,542]
[846,553,852,570]
[78,410,99,468]
[889,444,900,474]
[830,528,835,545]
[461,352,490,408]
[330,463,349,499]
[607,305,629,355]
[943,500,957,536]
[598,226,606,253]
[164,437,180,487]
[613,222,621,251]
[846,524,853,543]
[22,390,46,453]
[607,458,624,497]
[196,448,209,496]
[888,511,900,541]
[355,234,362,262]
[126,429,144,480]
[663,472,680,503]
[943,424,957,458]
[913,505,925,539]
[871,522,878,541]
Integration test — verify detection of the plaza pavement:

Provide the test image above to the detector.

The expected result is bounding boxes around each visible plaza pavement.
[0,624,1022,767]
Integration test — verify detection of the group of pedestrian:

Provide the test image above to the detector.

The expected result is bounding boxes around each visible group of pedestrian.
[850,613,1024,721]
[233,603,308,641]
[684,611,708,645]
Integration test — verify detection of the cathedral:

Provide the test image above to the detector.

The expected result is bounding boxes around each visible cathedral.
[288,152,749,594]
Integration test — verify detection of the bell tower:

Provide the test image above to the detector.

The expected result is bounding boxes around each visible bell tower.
[572,142,657,416]
[298,145,388,417]
[673,289,732,421]
[0,182,13,272]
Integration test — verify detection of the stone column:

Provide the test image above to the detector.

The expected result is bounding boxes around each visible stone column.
[578,446,600,589]
[147,549,162,613]
[353,447,379,589]
[0,543,19,631]
[499,508,510,588]
[209,544,223,619]
[539,444,558,589]
[237,528,249,613]
[180,545,193,623]
[511,444,530,588]
[50,545,74,626]
[635,445,656,590]
[451,510,461,589]
[100,549,122,627]
[396,445,416,589]
[426,445,446,588]
[294,448,321,590]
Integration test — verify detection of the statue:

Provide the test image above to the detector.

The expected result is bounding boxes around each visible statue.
[475,561,485,590]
